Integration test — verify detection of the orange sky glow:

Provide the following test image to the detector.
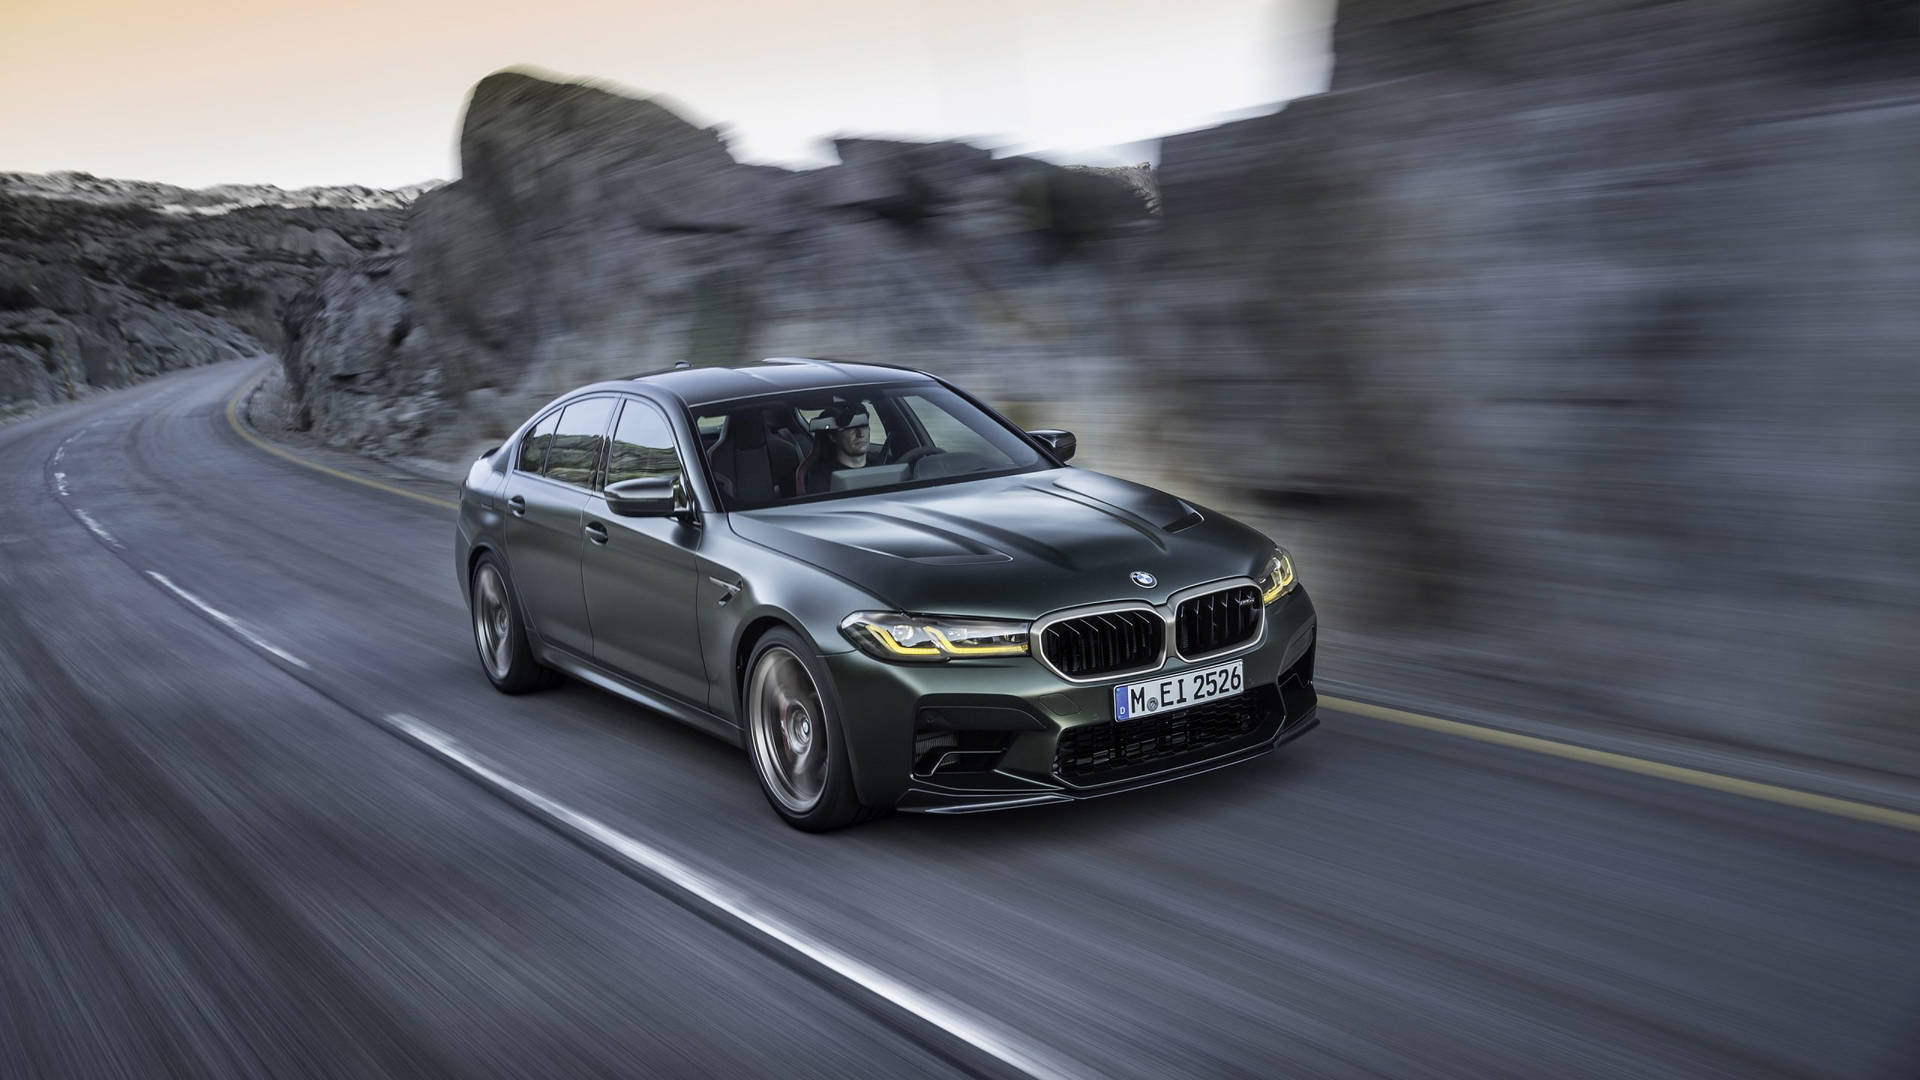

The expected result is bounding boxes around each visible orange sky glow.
[1,0,1331,188]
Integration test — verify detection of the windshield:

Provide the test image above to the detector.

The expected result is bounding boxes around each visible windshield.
[694,384,1047,510]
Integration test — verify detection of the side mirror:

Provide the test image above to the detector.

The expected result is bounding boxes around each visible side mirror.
[604,476,680,517]
[1028,429,1076,463]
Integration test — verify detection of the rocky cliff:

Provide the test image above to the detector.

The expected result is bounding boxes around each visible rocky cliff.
[0,173,426,415]
[275,71,1157,457]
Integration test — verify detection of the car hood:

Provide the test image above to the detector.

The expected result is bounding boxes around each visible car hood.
[726,469,1273,618]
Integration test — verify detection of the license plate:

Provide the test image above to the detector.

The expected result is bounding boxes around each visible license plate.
[1113,660,1243,721]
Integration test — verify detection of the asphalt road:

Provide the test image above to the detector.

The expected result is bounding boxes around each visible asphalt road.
[3,359,1916,1079]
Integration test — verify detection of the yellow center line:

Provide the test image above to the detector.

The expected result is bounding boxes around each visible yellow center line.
[1323,695,1920,834]
[224,367,458,511]
[220,365,1920,834]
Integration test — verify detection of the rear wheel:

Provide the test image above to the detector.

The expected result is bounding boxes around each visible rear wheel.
[744,629,879,831]
[470,554,558,694]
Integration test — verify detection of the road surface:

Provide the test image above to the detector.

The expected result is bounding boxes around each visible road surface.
[3,359,1915,1079]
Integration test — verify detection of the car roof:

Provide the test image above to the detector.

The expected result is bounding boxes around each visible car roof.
[617,357,937,409]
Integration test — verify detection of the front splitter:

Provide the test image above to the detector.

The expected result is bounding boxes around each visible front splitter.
[895,710,1319,814]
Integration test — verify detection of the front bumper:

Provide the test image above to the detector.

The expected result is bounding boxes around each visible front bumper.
[822,586,1319,813]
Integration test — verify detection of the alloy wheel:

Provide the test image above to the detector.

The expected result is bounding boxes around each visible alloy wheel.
[747,645,829,814]
[473,563,514,681]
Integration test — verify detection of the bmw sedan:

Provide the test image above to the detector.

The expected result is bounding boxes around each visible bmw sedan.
[456,357,1318,830]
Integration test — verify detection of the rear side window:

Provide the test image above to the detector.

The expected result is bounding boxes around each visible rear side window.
[544,397,615,488]
[517,411,558,474]
[605,400,682,487]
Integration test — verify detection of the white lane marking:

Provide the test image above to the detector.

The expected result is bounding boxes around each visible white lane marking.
[72,508,118,546]
[53,471,68,496]
[52,445,64,464]
[145,571,312,670]
[384,713,1086,1080]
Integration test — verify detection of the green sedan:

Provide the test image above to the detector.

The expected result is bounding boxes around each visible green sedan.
[456,357,1318,830]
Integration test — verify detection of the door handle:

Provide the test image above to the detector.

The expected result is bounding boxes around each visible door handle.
[584,521,609,545]
[507,495,526,517]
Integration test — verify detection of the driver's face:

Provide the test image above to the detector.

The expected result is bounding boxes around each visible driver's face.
[835,424,870,457]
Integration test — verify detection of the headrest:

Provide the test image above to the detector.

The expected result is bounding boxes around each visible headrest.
[721,410,769,450]
[807,402,870,432]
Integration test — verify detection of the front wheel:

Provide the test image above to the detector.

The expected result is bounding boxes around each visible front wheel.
[744,629,879,831]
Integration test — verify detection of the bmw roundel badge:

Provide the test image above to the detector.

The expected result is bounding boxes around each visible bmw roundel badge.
[1130,570,1157,588]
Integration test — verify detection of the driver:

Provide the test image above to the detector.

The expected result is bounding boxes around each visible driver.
[797,401,874,495]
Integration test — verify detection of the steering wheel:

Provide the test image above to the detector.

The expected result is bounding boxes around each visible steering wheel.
[893,445,945,474]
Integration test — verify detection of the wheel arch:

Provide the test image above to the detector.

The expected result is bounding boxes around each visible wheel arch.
[467,541,496,580]
[467,543,542,649]
[733,612,883,827]
[463,541,499,605]
[734,614,801,708]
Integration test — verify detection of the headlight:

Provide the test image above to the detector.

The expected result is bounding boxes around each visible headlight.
[1258,549,1296,604]
[839,612,1031,662]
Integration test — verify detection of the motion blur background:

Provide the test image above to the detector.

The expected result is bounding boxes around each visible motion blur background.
[8,0,1915,780]
[5,3,1920,1077]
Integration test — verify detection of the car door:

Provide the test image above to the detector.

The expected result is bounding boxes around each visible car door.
[582,396,709,704]
[500,395,615,657]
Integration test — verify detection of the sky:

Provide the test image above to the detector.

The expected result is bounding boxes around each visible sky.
[0,0,1333,189]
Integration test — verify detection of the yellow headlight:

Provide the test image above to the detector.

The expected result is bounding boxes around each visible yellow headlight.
[1260,550,1296,604]
[861,623,942,657]
[842,613,1032,662]
[927,627,1031,657]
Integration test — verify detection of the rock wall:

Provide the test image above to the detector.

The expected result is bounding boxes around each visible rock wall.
[281,4,1920,773]
[0,173,421,414]
[280,71,1157,461]
[1141,0,1920,770]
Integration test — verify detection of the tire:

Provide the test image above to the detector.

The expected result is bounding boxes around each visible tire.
[743,628,882,831]
[470,553,559,694]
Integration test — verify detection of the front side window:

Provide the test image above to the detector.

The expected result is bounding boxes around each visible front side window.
[517,411,558,474]
[544,397,615,488]
[696,383,1044,510]
[904,396,997,459]
[605,400,683,488]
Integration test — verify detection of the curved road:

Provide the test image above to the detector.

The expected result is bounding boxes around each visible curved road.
[4,359,1916,1079]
